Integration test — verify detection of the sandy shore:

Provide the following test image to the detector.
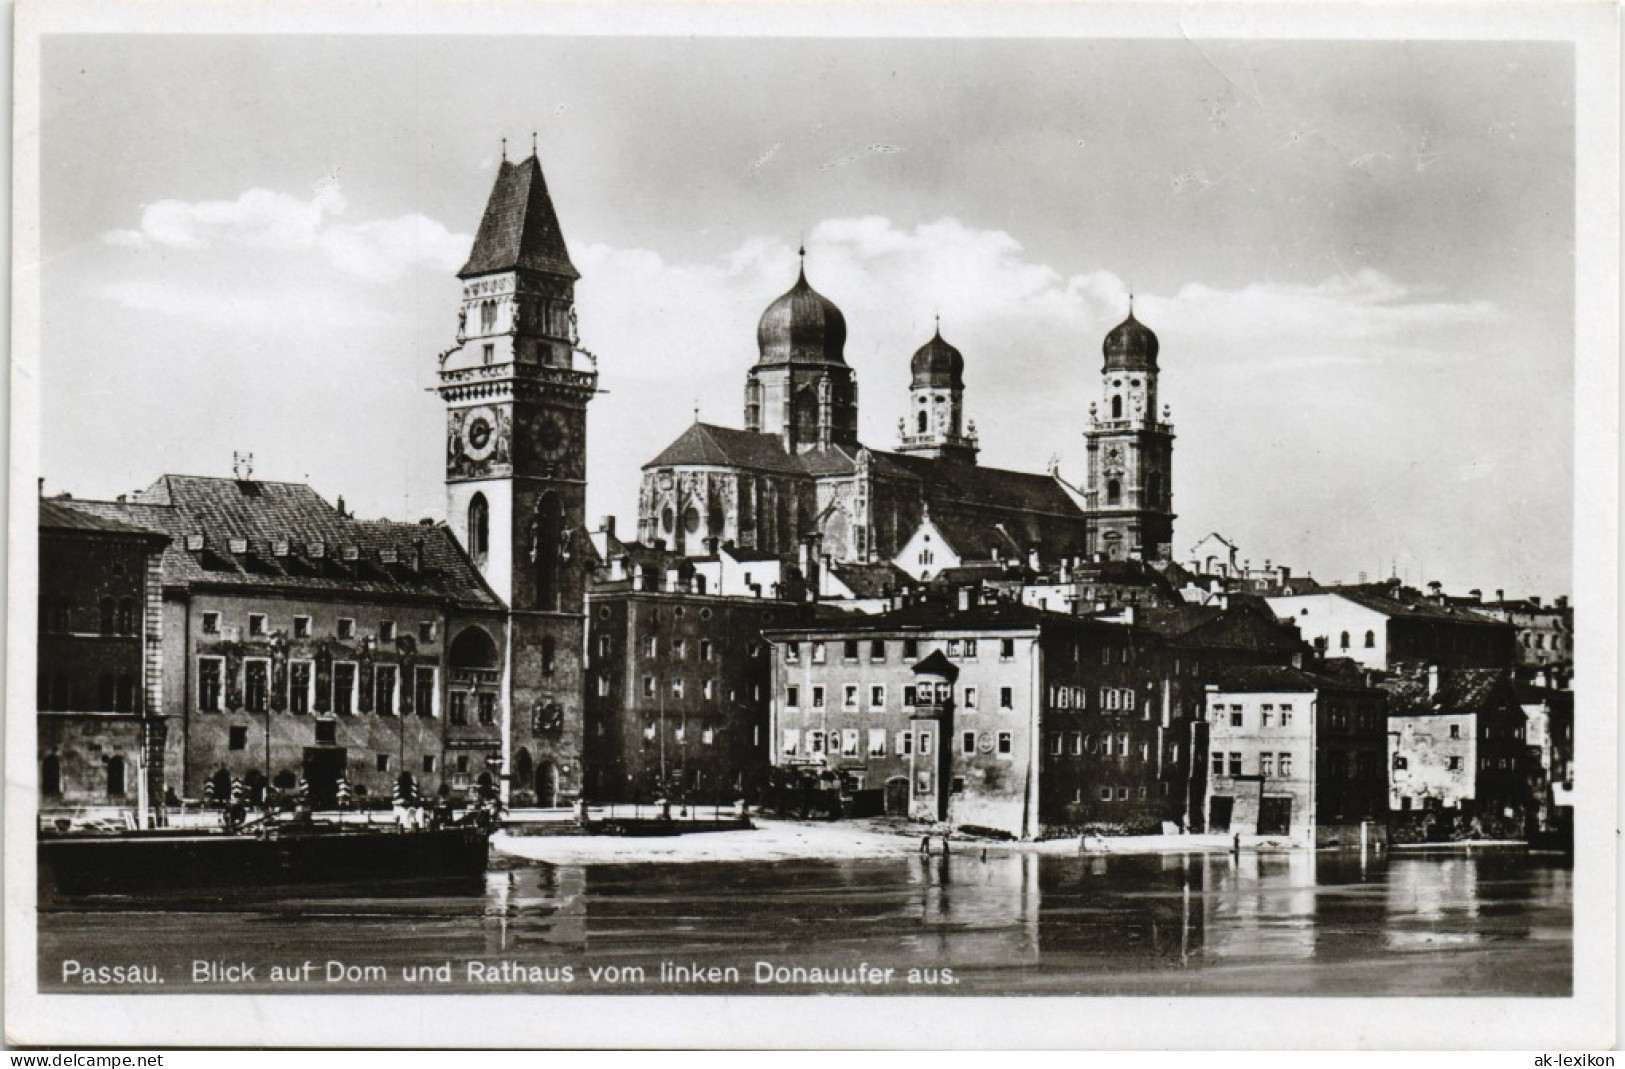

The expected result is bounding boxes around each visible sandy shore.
[491,817,1260,865]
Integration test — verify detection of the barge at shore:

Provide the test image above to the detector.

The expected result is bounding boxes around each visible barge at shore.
[38,825,490,904]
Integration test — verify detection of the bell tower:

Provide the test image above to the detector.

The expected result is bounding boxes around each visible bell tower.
[896,320,979,464]
[439,141,597,804]
[1083,302,1175,561]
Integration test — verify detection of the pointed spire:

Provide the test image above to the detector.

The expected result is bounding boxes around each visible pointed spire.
[532,130,539,157]
[459,145,579,280]
[796,241,807,283]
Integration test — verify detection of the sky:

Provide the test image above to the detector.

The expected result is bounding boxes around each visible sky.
[37,33,1576,596]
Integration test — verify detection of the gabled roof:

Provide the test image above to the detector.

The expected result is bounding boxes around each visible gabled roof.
[458,154,578,280]
[39,499,167,542]
[826,561,915,598]
[645,422,820,475]
[910,648,959,679]
[767,596,1140,637]
[60,477,500,611]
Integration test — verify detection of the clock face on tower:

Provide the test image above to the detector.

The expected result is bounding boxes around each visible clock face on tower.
[462,406,499,461]
[529,412,574,464]
[1103,444,1125,475]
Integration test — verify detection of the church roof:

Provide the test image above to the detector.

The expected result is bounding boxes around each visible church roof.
[59,476,501,611]
[643,422,859,476]
[1103,308,1159,371]
[910,327,965,388]
[756,262,847,365]
[458,154,579,280]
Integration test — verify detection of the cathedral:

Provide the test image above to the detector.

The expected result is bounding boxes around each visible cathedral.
[637,255,1178,574]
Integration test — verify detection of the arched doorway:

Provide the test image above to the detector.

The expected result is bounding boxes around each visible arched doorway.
[513,747,534,805]
[884,776,910,817]
[535,761,558,807]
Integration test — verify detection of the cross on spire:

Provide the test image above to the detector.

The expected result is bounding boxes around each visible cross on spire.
[500,137,507,162]
[532,130,538,157]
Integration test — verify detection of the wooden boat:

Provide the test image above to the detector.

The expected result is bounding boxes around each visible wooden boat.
[38,822,491,904]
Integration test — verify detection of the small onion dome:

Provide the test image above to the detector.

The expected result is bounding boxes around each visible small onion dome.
[910,326,965,388]
[1102,308,1159,370]
[756,262,848,364]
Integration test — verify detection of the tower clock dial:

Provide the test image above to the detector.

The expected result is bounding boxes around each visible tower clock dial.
[530,412,574,463]
[462,406,499,461]
[1103,444,1126,475]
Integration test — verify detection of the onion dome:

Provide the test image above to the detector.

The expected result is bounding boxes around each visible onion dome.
[1103,306,1159,371]
[756,255,847,365]
[910,324,965,388]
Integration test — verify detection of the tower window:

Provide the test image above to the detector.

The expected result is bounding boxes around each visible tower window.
[917,410,928,433]
[533,493,564,612]
[1111,395,1123,419]
[468,493,490,561]
[1106,479,1121,506]
[480,299,497,333]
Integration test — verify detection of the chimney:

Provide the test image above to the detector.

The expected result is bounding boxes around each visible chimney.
[600,515,616,539]
[1495,588,1504,602]
[1469,588,1482,602]
[1427,664,1440,698]
[336,495,347,518]
[1529,595,1542,608]
[957,586,976,612]
[1556,595,1569,610]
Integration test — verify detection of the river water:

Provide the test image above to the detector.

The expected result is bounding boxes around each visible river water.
[38,849,1570,996]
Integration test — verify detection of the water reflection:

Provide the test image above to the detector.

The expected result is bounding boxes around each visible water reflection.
[37,849,1570,996]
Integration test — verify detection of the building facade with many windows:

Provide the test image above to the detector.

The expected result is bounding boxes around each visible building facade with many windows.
[764,595,1191,838]
[37,500,170,815]
[57,476,508,808]
[1200,665,1388,846]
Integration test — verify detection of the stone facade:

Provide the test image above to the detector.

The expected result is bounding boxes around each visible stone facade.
[582,588,813,802]
[766,598,1191,839]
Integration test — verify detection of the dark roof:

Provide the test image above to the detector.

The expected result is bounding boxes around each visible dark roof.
[910,649,959,679]
[1330,587,1513,628]
[827,561,916,598]
[458,155,578,280]
[767,597,1141,637]
[1102,308,1159,371]
[39,499,167,542]
[755,264,847,365]
[910,328,965,388]
[60,477,500,610]
[644,422,835,475]
[1210,664,1374,694]
[1383,667,1519,716]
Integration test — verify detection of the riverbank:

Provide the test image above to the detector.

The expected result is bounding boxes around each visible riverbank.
[490,816,1288,865]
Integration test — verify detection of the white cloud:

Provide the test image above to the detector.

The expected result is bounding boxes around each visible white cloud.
[97,277,395,331]
[101,183,467,283]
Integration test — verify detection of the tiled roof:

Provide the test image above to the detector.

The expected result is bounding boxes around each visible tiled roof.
[458,155,578,280]
[1326,587,1514,627]
[1382,667,1517,716]
[644,423,821,475]
[38,499,167,541]
[766,596,1138,636]
[58,477,500,610]
[1210,664,1372,693]
[827,561,915,598]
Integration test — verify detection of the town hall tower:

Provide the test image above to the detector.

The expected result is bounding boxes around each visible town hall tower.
[439,147,597,804]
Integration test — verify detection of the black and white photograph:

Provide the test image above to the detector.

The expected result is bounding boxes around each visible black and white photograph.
[6,0,1617,1051]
